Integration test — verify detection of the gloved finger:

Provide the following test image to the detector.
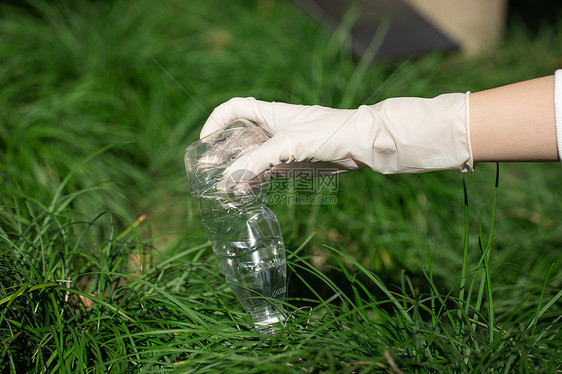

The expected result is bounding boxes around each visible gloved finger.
[198,119,268,167]
[220,134,292,190]
[201,97,271,139]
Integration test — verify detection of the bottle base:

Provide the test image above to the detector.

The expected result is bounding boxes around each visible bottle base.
[253,314,284,334]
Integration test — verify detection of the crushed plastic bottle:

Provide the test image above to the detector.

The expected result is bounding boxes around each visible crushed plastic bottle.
[184,120,286,333]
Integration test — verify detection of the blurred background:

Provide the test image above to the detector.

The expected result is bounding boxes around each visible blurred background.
[1,0,561,320]
[295,0,561,58]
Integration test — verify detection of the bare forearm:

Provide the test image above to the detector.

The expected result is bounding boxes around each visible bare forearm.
[469,75,558,162]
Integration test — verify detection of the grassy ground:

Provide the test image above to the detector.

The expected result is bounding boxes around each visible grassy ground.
[1,0,561,372]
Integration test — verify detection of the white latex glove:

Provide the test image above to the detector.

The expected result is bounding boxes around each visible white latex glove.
[200,95,473,182]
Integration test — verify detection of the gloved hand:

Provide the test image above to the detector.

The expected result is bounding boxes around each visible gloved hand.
[200,94,474,184]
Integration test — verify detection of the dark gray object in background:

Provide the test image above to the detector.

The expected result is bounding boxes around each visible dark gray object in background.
[294,0,458,61]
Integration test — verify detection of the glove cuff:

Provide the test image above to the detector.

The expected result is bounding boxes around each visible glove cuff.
[465,91,475,172]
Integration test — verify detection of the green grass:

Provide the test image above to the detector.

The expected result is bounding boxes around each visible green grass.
[1,0,561,372]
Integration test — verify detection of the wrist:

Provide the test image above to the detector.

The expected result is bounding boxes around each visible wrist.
[469,75,557,162]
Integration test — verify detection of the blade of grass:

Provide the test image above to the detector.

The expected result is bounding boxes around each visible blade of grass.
[457,178,470,337]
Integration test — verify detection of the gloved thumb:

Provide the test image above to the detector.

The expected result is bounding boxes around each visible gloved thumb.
[220,135,290,193]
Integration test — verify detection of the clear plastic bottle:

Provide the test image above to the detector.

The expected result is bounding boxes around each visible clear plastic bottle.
[185,120,286,333]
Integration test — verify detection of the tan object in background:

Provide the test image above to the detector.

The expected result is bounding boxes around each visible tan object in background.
[405,0,508,55]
